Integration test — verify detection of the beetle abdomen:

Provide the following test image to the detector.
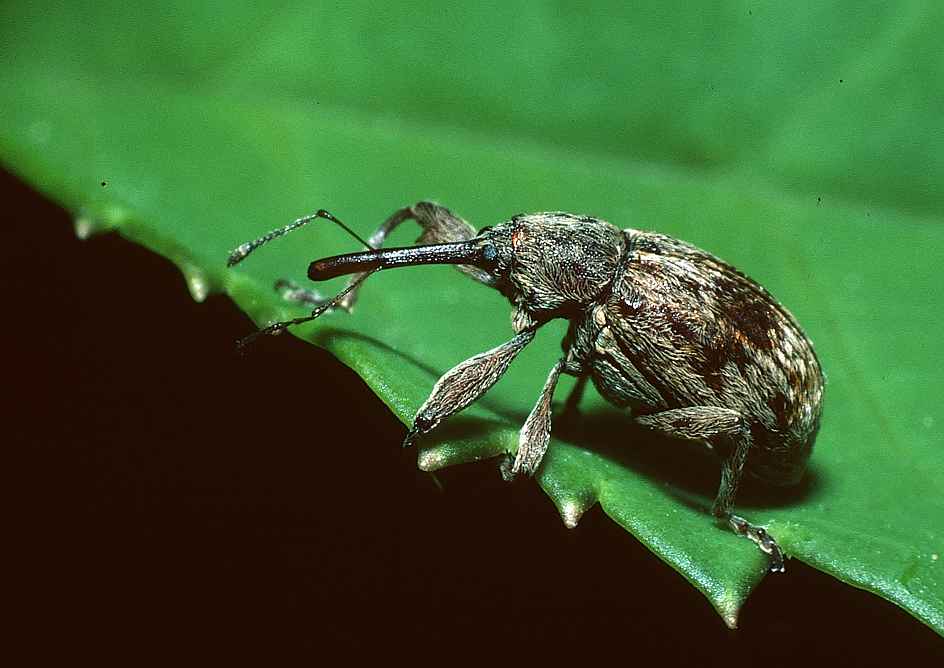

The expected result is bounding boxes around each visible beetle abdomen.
[593,229,824,484]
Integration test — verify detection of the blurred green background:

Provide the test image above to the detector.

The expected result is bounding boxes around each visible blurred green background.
[2,1,942,636]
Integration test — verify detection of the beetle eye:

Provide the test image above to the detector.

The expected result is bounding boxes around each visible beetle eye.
[481,243,498,264]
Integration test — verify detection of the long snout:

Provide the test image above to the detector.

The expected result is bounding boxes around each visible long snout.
[308,241,480,281]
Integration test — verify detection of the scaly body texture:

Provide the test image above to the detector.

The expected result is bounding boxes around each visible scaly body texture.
[565,223,823,488]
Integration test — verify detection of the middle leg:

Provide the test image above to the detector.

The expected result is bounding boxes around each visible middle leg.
[558,374,589,426]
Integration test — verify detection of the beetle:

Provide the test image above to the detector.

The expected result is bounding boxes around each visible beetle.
[228,201,824,572]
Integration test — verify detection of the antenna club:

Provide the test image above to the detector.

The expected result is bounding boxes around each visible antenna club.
[225,208,372,270]
[226,243,253,267]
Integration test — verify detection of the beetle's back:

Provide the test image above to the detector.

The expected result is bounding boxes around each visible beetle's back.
[590,229,824,486]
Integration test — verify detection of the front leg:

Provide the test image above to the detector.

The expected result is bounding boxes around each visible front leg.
[501,359,565,481]
[403,329,537,447]
[266,202,488,312]
[273,278,326,308]
[634,406,786,573]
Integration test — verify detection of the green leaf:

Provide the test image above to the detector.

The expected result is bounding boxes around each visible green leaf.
[3,2,942,633]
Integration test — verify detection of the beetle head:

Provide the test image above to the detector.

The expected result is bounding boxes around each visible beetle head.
[307,213,626,329]
[475,214,627,325]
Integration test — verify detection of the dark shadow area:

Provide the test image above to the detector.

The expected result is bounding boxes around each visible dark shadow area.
[557,407,820,512]
[321,324,818,514]
[4,168,940,663]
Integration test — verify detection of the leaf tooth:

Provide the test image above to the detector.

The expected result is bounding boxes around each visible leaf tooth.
[74,212,107,240]
[180,261,215,302]
[73,204,128,239]
[416,436,506,472]
[715,590,745,630]
[540,473,598,529]
[414,424,513,472]
[417,446,449,472]
[557,493,597,529]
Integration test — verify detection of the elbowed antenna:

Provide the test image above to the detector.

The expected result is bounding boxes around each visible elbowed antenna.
[227,209,373,267]
[234,267,380,351]
[235,241,485,351]
[308,241,483,281]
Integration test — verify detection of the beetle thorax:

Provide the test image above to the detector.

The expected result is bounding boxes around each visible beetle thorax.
[505,214,626,324]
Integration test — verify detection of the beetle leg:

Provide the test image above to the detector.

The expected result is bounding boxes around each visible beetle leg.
[727,513,786,573]
[335,201,490,311]
[713,433,786,573]
[235,269,378,351]
[273,278,326,308]
[634,406,786,572]
[501,359,565,481]
[403,329,537,447]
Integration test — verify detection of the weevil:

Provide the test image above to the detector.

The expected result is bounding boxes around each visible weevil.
[228,201,824,572]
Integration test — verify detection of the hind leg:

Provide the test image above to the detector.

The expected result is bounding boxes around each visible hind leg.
[635,406,785,572]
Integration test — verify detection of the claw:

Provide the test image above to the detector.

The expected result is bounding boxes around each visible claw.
[403,415,435,448]
[766,544,786,574]
[402,427,420,448]
[728,514,787,574]
[499,454,518,482]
